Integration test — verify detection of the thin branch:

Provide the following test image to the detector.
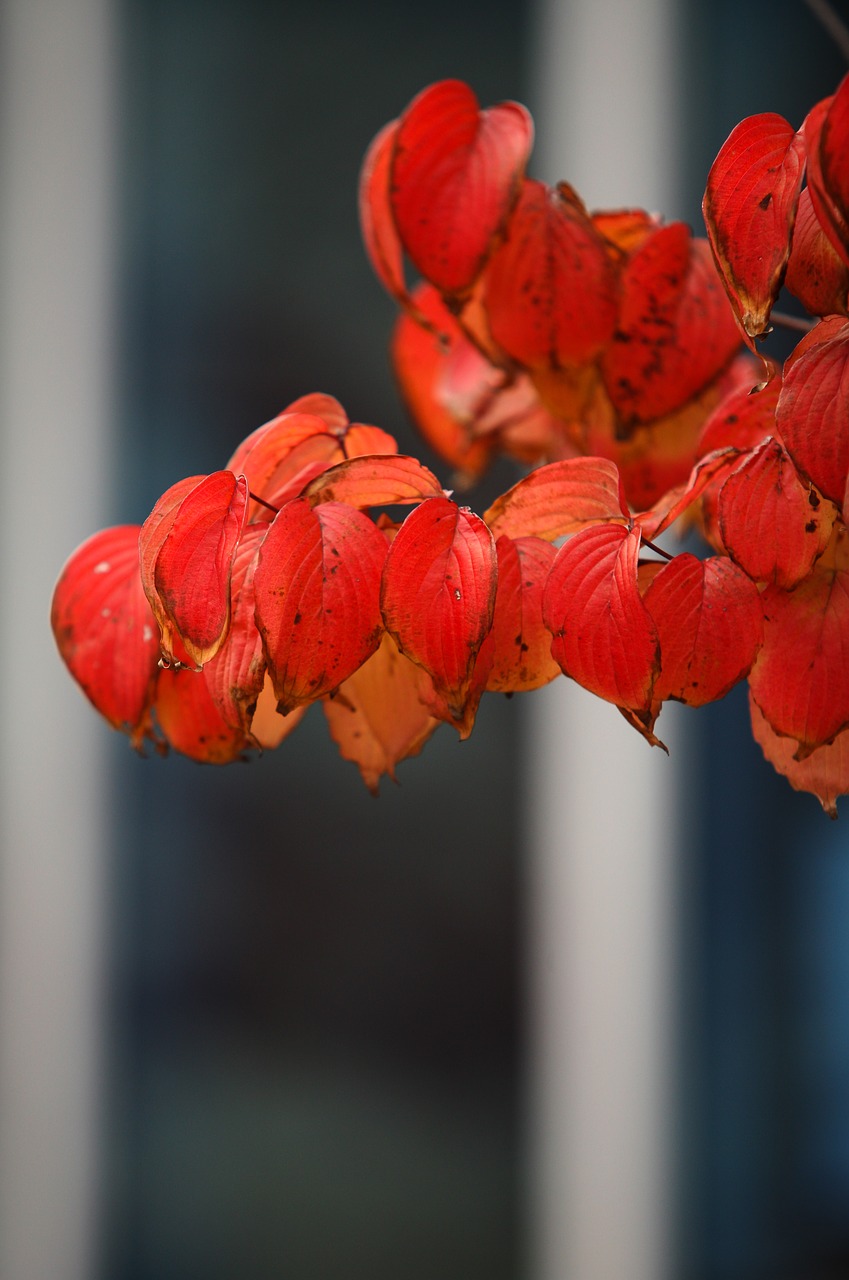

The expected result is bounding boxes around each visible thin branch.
[804,0,849,63]
[770,309,816,335]
[249,491,280,514]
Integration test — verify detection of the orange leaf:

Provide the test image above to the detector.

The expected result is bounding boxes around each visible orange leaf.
[226,410,341,519]
[303,453,444,509]
[253,498,387,712]
[542,524,659,715]
[486,535,560,692]
[750,692,849,818]
[202,524,267,736]
[390,80,533,296]
[51,524,160,741]
[323,632,440,792]
[154,666,247,764]
[153,470,248,668]
[643,553,763,706]
[484,456,628,540]
[748,525,849,756]
[484,179,618,369]
[380,496,497,717]
[703,112,806,337]
[602,225,742,424]
[718,437,836,588]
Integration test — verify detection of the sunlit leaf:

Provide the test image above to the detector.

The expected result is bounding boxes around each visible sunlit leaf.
[484,456,628,540]
[484,179,618,369]
[303,453,444,509]
[254,498,387,712]
[51,524,160,742]
[202,524,268,735]
[138,474,204,666]
[643,553,763,705]
[390,79,533,296]
[154,666,247,764]
[486,535,560,692]
[542,523,659,715]
[718,437,836,588]
[380,496,497,717]
[153,470,249,668]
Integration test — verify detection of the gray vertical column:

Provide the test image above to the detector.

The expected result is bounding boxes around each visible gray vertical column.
[0,2,116,1278]
[524,3,684,1279]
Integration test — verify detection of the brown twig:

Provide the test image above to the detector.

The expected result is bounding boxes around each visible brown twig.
[770,309,816,335]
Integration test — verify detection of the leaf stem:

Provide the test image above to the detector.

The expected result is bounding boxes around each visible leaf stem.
[770,310,815,335]
[249,491,280,514]
[641,538,674,562]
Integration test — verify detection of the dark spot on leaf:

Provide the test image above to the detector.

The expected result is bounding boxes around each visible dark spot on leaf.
[758,192,773,211]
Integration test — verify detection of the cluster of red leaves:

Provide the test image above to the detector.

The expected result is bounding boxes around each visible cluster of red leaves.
[51,76,849,814]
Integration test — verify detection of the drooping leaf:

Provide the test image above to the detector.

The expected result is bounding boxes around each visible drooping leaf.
[748,525,849,756]
[484,456,628,540]
[718,437,836,588]
[806,82,849,269]
[323,632,440,793]
[253,498,387,712]
[138,474,204,666]
[702,112,806,337]
[380,496,497,717]
[750,692,849,818]
[248,678,308,750]
[226,411,341,520]
[414,632,494,739]
[542,523,659,715]
[602,226,742,425]
[484,179,619,369]
[485,535,560,692]
[643,553,763,706]
[785,186,849,318]
[303,453,444,509]
[776,317,849,508]
[51,524,160,742]
[389,79,533,296]
[359,119,410,308]
[153,470,249,668]
[202,524,268,736]
[154,666,247,764]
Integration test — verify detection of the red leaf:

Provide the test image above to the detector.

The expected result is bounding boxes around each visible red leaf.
[484,179,618,369]
[718,437,836,588]
[153,470,248,668]
[696,373,780,456]
[750,692,849,818]
[390,80,533,296]
[380,496,497,717]
[359,119,409,307]
[703,112,806,336]
[807,81,849,268]
[253,498,387,712]
[602,227,742,423]
[542,524,659,715]
[138,475,204,666]
[51,524,160,741]
[303,453,444,509]
[643,553,763,706]
[635,446,745,541]
[202,524,267,736]
[486,535,560,692]
[323,633,440,793]
[785,187,849,318]
[748,525,849,756]
[226,411,341,519]
[776,318,849,508]
[154,666,247,764]
[484,456,628,540]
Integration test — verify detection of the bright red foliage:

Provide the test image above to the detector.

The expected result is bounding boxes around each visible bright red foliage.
[51,75,849,815]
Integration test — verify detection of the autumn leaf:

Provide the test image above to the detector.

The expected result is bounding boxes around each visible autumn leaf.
[703,112,806,337]
[643,553,763,706]
[380,496,497,718]
[485,535,560,692]
[303,453,444,509]
[806,83,849,269]
[202,524,268,736]
[138,474,204,666]
[154,665,248,765]
[484,179,618,369]
[484,456,628,540]
[51,524,160,743]
[785,187,849,318]
[777,317,849,509]
[750,692,849,818]
[748,525,849,757]
[389,79,533,297]
[718,437,835,588]
[542,523,659,716]
[253,498,387,712]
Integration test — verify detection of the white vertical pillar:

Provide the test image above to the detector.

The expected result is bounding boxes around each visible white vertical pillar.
[0,2,115,1278]
[525,4,683,1279]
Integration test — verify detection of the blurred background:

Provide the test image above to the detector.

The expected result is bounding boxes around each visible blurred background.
[2,1,849,1278]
